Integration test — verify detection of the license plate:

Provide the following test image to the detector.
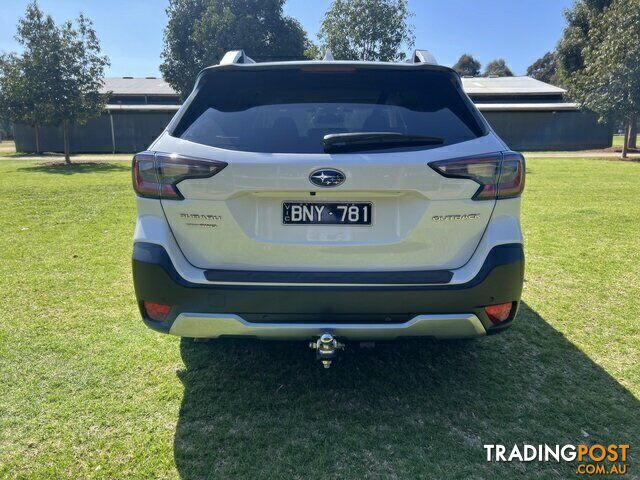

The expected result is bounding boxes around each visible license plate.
[283,202,373,225]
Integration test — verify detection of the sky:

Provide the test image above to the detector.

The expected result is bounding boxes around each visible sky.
[0,0,574,78]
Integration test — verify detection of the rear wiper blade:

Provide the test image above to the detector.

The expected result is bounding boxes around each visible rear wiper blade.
[323,132,444,153]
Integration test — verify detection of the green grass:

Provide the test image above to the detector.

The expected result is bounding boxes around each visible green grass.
[0,141,15,153]
[0,157,638,479]
[612,134,640,148]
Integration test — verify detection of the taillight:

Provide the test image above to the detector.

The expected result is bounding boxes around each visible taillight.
[132,151,227,200]
[429,151,525,200]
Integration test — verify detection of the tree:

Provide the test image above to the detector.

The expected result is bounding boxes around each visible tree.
[0,2,109,162]
[556,0,612,78]
[0,54,38,148]
[0,5,60,153]
[0,115,12,141]
[562,0,640,157]
[304,42,323,60]
[526,51,560,86]
[452,54,481,77]
[318,0,415,61]
[161,0,310,98]
[483,59,514,77]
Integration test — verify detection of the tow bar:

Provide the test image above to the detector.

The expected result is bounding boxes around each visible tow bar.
[309,333,344,369]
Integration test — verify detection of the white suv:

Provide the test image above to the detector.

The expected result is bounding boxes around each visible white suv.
[132,50,525,352]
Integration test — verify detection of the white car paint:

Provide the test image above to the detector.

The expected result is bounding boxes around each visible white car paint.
[150,132,509,271]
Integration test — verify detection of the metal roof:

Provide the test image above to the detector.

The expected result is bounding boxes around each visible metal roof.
[105,104,180,112]
[476,102,578,111]
[101,77,177,96]
[102,75,565,98]
[461,76,565,96]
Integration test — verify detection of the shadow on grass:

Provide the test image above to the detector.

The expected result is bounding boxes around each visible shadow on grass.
[173,303,639,479]
[1,151,95,158]
[17,161,130,175]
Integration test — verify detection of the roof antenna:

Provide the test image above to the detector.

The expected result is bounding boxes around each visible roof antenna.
[323,50,335,61]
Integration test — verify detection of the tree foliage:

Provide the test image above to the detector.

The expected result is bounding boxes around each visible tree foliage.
[161,0,310,98]
[0,54,36,131]
[483,59,514,77]
[556,0,612,78]
[562,0,640,156]
[452,54,481,77]
[0,115,12,140]
[526,51,560,85]
[318,0,415,61]
[0,1,109,161]
[304,42,323,60]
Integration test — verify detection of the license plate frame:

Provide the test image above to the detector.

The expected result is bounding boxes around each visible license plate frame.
[282,201,373,226]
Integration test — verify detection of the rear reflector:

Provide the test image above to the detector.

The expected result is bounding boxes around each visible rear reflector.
[132,151,227,200]
[484,302,513,324]
[429,151,525,200]
[143,301,172,322]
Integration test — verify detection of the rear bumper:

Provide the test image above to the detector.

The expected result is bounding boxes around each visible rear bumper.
[169,313,486,340]
[132,242,524,340]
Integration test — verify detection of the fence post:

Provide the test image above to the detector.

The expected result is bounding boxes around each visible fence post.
[109,112,116,154]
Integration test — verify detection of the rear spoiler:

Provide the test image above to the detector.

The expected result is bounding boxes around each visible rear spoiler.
[216,48,438,66]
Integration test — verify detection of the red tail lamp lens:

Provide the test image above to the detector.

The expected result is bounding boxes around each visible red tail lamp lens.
[132,151,227,200]
[143,301,172,322]
[484,302,513,324]
[132,152,158,197]
[498,153,526,199]
[429,151,525,200]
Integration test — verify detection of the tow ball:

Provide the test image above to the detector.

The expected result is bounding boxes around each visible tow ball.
[309,333,344,369]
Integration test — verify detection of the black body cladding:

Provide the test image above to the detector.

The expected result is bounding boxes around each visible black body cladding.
[132,242,524,335]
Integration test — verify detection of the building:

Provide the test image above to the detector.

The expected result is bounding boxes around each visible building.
[13,75,611,153]
[463,76,611,151]
[13,77,181,154]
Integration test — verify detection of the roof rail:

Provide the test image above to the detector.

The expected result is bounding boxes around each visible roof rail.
[412,49,437,65]
[219,50,256,65]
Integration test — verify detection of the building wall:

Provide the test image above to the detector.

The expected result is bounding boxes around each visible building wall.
[14,111,175,153]
[14,107,612,153]
[481,110,612,151]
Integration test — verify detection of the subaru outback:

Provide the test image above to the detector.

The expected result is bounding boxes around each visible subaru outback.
[132,50,525,358]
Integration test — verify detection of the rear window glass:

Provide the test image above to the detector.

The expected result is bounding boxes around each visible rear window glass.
[173,67,486,154]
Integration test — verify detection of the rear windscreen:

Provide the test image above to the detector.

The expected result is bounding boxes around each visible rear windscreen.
[172,67,486,154]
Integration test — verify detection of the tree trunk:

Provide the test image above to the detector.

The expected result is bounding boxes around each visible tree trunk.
[34,125,41,154]
[629,114,637,149]
[63,120,71,164]
[622,119,630,159]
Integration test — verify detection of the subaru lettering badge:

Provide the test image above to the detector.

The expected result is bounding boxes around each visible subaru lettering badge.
[309,168,346,188]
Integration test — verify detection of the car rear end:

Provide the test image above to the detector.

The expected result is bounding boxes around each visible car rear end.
[132,60,525,341]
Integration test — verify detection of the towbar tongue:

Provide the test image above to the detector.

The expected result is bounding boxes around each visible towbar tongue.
[309,333,344,368]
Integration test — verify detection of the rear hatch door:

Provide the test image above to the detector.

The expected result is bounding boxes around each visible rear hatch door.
[156,64,504,272]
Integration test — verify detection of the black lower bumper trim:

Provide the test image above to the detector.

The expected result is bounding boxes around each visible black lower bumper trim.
[204,267,453,284]
[132,242,524,333]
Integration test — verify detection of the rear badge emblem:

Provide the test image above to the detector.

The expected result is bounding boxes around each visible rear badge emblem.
[432,214,480,221]
[309,168,345,188]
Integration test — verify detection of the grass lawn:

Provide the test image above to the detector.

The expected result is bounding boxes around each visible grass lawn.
[0,141,16,153]
[0,156,638,479]
[613,134,640,148]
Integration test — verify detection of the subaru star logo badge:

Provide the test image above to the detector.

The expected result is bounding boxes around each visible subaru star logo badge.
[309,168,345,188]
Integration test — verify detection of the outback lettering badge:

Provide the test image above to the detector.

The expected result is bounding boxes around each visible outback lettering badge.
[433,214,480,221]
